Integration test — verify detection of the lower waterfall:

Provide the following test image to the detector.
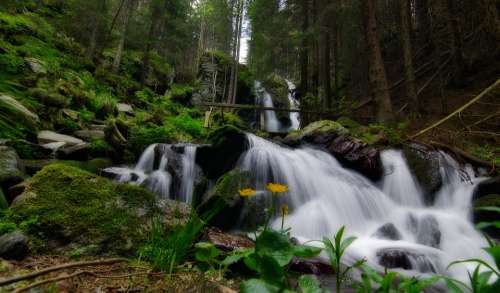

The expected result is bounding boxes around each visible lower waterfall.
[237,134,491,282]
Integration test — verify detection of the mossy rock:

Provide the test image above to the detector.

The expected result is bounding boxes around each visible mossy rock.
[196,125,247,180]
[29,88,70,108]
[9,164,182,255]
[285,120,349,144]
[0,188,8,210]
[0,146,27,190]
[199,169,252,230]
[402,144,442,203]
[262,73,290,124]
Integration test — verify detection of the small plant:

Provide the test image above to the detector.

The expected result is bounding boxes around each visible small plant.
[323,226,366,293]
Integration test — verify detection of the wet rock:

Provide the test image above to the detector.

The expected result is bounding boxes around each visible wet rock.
[373,223,402,240]
[403,144,442,204]
[74,130,105,141]
[7,180,29,202]
[38,130,84,146]
[473,193,500,239]
[328,136,382,181]
[0,231,29,260]
[377,248,438,273]
[62,108,79,120]
[117,103,134,115]
[0,146,27,191]
[289,258,334,275]
[416,216,441,248]
[202,227,254,251]
[196,126,247,180]
[473,176,500,200]
[0,94,39,127]
[41,141,67,151]
[199,169,252,230]
[284,120,349,144]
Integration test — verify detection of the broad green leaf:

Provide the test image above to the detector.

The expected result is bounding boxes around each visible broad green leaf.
[340,236,357,254]
[240,279,280,293]
[293,244,322,258]
[298,275,324,293]
[194,242,220,262]
[258,254,286,286]
[476,221,500,230]
[221,248,254,266]
[444,277,467,293]
[244,253,260,272]
[256,229,294,267]
[475,206,500,213]
[484,245,500,272]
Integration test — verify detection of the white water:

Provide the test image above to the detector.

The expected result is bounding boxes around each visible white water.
[104,144,199,203]
[179,145,198,204]
[255,80,300,132]
[238,134,491,282]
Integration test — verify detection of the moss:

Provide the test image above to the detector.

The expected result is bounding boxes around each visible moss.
[10,164,159,255]
[57,158,113,174]
[285,120,349,142]
[169,84,193,105]
[128,125,176,156]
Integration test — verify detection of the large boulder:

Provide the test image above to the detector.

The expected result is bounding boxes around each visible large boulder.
[0,231,29,260]
[285,120,382,180]
[403,144,442,204]
[196,126,247,180]
[9,164,190,255]
[199,169,253,230]
[0,146,27,192]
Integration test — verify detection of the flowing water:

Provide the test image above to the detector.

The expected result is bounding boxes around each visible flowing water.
[104,144,199,203]
[255,80,300,132]
[238,134,491,282]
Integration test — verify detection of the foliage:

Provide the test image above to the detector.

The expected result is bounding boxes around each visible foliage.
[166,112,205,139]
[128,125,176,155]
[323,226,365,293]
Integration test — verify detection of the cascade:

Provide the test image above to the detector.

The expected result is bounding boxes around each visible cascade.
[237,134,491,281]
[104,144,200,203]
[254,80,300,132]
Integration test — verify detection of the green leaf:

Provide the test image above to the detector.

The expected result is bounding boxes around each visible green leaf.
[259,254,286,286]
[476,221,500,230]
[340,236,357,254]
[240,279,280,293]
[298,275,324,293]
[293,244,322,258]
[194,242,220,262]
[244,253,260,272]
[256,229,294,267]
[221,248,254,266]
[484,245,500,272]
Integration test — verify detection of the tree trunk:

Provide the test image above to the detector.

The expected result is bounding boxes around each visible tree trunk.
[87,0,107,60]
[415,0,431,44]
[400,0,419,114]
[226,0,242,104]
[479,0,500,50]
[361,0,394,123]
[299,0,309,96]
[311,0,319,97]
[141,1,162,84]
[113,0,135,73]
[231,0,245,105]
[445,0,465,87]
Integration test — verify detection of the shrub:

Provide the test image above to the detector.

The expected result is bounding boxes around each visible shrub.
[128,125,176,155]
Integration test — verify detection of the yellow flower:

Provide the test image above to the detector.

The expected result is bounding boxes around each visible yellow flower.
[239,188,257,197]
[266,183,288,194]
[281,204,289,216]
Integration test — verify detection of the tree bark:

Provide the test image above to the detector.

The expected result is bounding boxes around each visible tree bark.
[361,0,394,123]
[141,0,163,84]
[400,0,419,114]
[445,0,465,87]
[231,0,245,104]
[113,0,135,73]
[299,0,310,96]
[87,0,107,60]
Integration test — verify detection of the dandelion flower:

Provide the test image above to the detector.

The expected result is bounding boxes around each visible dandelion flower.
[239,188,256,197]
[266,183,288,194]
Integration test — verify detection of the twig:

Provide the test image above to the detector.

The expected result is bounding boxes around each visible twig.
[410,79,500,139]
[0,258,127,287]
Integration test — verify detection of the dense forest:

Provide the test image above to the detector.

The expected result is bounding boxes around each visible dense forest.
[0,0,499,292]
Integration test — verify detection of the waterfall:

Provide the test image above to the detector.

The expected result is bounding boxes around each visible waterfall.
[104,144,200,203]
[286,80,300,131]
[179,145,198,204]
[238,134,491,281]
[255,80,300,132]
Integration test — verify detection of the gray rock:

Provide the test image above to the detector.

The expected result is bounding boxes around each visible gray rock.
[0,94,39,127]
[62,109,79,120]
[373,223,402,240]
[56,142,90,161]
[25,57,47,74]
[74,130,105,141]
[7,180,29,202]
[0,146,26,189]
[417,215,441,248]
[117,103,134,115]
[38,130,84,146]
[41,141,67,151]
[0,231,29,260]
[377,248,438,273]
